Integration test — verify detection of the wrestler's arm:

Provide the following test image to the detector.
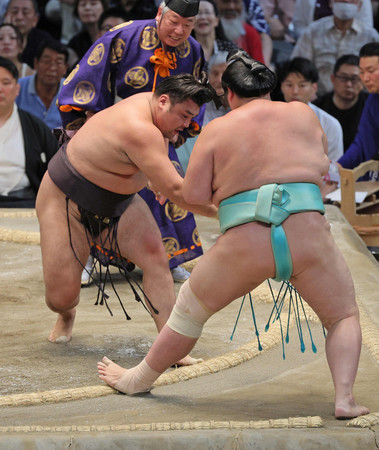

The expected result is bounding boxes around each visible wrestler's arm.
[182,121,216,205]
[129,125,217,218]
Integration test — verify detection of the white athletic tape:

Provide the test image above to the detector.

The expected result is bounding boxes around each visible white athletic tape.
[167,280,214,338]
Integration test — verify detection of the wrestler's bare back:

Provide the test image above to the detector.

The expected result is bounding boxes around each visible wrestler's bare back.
[67,93,164,195]
[185,99,330,207]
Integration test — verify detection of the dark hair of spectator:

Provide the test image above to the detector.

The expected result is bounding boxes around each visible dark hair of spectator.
[333,54,359,74]
[35,39,69,63]
[359,42,379,59]
[277,57,319,84]
[0,56,19,79]
[6,0,39,14]
[98,7,130,29]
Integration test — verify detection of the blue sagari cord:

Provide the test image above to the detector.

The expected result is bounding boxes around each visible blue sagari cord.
[230,279,324,359]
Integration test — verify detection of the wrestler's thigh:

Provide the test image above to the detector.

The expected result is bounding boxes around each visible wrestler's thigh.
[36,173,90,293]
[287,216,358,328]
[189,222,276,313]
[115,194,165,267]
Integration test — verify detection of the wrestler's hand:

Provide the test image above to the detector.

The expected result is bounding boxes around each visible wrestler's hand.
[147,181,167,205]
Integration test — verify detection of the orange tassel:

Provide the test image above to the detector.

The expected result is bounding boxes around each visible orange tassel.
[149,48,177,92]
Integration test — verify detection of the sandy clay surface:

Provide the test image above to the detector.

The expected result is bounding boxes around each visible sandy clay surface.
[0,205,378,449]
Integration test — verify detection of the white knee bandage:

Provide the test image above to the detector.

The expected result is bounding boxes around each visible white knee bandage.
[166,280,214,338]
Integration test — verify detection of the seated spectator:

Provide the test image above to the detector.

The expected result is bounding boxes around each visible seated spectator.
[259,0,297,66]
[292,0,373,40]
[68,0,108,64]
[314,54,368,152]
[0,57,58,208]
[338,43,379,180]
[44,0,82,44]
[0,23,35,78]
[278,56,343,162]
[193,0,238,62]
[291,0,379,96]
[16,39,69,130]
[215,0,265,63]
[242,0,273,66]
[3,0,53,68]
[97,7,130,37]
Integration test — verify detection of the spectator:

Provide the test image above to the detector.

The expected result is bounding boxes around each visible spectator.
[259,0,296,66]
[0,56,58,208]
[192,0,238,62]
[314,54,368,152]
[97,7,130,37]
[338,43,379,180]
[3,0,52,68]
[0,23,34,78]
[16,39,69,129]
[291,0,379,96]
[215,0,265,63]
[67,0,107,64]
[278,56,343,162]
[44,0,82,44]
[242,0,273,66]
[292,0,373,40]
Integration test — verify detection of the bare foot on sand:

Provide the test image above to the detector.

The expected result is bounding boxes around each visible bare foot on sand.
[48,309,76,343]
[98,356,160,394]
[335,400,369,419]
[98,356,128,390]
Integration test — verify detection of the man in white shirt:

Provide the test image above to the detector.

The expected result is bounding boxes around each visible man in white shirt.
[0,56,58,207]
[278,57,343,162]
[291,0,379,95]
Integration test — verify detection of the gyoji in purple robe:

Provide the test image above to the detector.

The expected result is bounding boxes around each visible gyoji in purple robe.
[58,18,206,269]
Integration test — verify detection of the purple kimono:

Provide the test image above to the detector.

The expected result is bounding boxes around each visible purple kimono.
[58,19,205,268]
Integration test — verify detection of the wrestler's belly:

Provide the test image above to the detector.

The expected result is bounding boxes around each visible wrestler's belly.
[80,169,147,195]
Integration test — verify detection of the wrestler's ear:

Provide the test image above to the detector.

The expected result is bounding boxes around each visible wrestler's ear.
[158,94,170,110]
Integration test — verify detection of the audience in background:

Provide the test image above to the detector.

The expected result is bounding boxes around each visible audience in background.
[215,0,265,63]
[0,56,58,208]
[242,0,273,65]
[16,39,68,129]
[67,0,107,64]
[3,0,53,67]
[193,0,238,62]
[97,7,130,37]
[292,0,373,40]
[278,57,343,162]
[0,23,34,77]
[291,0,379,95]
[338,42,379,179]
[314,54,368,152]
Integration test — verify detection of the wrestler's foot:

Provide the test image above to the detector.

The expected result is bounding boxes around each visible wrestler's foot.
[174,355,204,367]
[335,399,369,419]
[98,356,160,394]
[48,309,76,343]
